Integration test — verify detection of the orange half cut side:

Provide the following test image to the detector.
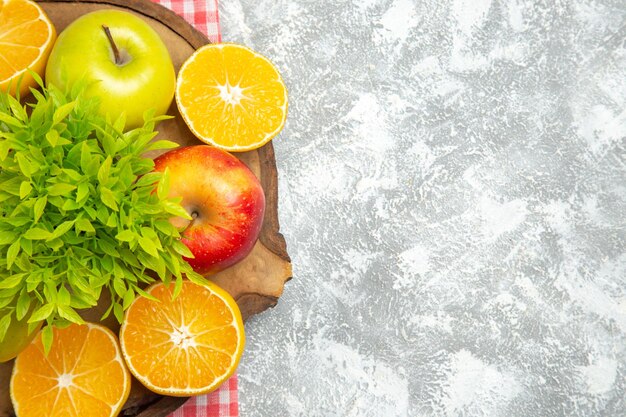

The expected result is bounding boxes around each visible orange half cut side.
[0,0,56,96]
[10,323,131,417]
[176,43,288,152]
[120,280,245,396]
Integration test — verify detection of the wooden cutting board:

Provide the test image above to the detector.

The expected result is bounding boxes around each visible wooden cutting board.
[0,1,292,416]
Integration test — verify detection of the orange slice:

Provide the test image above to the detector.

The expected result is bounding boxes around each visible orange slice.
[176,43,288,152]
[10,323,131,417]
[120,280,245,396]
[0,0,57,97]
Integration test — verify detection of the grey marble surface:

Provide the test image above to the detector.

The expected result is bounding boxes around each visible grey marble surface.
[221,0,626,416]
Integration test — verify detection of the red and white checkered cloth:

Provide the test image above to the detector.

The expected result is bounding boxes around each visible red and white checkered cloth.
[152,0,221,43]
[169,376,239,417]
[148,1,236,416]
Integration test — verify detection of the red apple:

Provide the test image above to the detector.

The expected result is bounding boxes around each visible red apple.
[153,145,265,274]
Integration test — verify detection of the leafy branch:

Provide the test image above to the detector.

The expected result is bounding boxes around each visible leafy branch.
[0,76,207,352]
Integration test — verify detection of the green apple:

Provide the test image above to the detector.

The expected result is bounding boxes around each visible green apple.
[45,10,175,129]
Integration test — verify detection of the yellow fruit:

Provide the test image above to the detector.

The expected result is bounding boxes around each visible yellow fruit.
[120,280,245,396]
[0,0,57,97]
[10,323,131,417]
[176,43,288,152]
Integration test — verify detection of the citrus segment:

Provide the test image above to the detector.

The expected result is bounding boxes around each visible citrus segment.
[0,0,56,96]
[10,323,131,417]
[176,43,288,152]
[120,280,245,396]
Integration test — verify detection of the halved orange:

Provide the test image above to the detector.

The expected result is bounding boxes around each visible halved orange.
[0,0,57,97]
[120,280,245,396]
[10,323,131,417]
[176,43,288,152]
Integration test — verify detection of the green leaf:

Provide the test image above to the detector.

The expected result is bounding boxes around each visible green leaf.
[0,141,11,162]
[49,220,75,239]
[0,273,26,289]
[164,252,181,279]
[113,302,124,323]
[28,303,55,323]
[106,213,117,228]
[137,252,166,278]
[16,290,31,321]
[154,220,177,236]
[75,218,95,233]
[84,206,97,220]
[0,112,23,128]
[76,183,89,203]
[6,239,20,268]
[138,236,159,257]
[24,228,52,240]
[69,292,95,310]
[185,270,210,287]
[134,285,159,302]
[172,275,183,299]
[27,320,40,335]
[122,289,135,309]
[47,183,76,196]
[57,286,71,306]
[80,142,92,174]
[47,238,64,251]
[135,172,161,188]
[157,167,170,200]
[0,231,17,245]
[112,262,124,279]
[27,146,46,165]
[46,129,60,147]
[99,301,114,321]
[57,305,84,324]
[33,196,47,223]
[43,280,57,304]
[7,95,27,121]
[115,230,135,242]
[15,153,35,178]
[145,140,179,152]
[20,238,33,257]
[62,199,80,211]
[161,200,191,220]
[98,238,119,257]
[28,69,45,89]
[140,227,161,250]
[3,217,30,227]
[0,112,24,128]
[113,112,127,133]
[172,240,194,258]
[98,156,112,185]
[62,169,83,182]
[0,297,16,309]
[1,177,23,196]
[116,162,135,188]
[41,325,54,356]
[100,187,118,211]
[119,248,140,269]
[0,312,11,343]
[113,277,126,298]
[53,101,76,125]
[19,181,32,199]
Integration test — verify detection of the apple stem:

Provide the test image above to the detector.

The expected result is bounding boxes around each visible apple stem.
[102,25,122,65]
[189,211,199,228]
[182,211,199,234]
